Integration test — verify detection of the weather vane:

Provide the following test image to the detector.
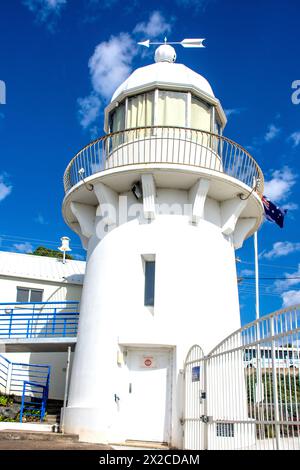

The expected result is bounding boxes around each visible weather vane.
[138,37,206,48]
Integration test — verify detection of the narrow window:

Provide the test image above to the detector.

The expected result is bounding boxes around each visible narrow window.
[16,287,29,303]
[144,261,155,307]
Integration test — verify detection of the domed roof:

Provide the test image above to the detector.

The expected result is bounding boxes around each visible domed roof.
[111,60,215,102]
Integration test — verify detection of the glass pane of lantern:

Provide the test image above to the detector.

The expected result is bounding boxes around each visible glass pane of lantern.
[110,102,125,133]
[110,102,125,149]
[157,91,187,127]
[191,96,211,132]
[127,92,154,129]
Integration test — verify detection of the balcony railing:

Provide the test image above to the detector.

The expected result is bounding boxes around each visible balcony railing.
[0,301,79,339]
[64,126,264,196]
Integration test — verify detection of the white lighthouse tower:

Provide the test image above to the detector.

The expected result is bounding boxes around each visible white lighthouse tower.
[62,44,264,447]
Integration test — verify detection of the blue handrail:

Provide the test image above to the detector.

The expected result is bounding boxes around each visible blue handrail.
[0,301,79,306]
[0,354,51,422]
[19,376,50,422]
[0,301,80,339]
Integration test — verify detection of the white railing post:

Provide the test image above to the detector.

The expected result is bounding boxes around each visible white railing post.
[203,356,209,450]
[5,361,12,396]
[270,316,281,450]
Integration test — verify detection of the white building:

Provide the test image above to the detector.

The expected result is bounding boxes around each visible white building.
[60,45,264,447]
[0,251,85,400]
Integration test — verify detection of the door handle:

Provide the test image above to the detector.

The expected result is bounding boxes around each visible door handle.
[129,383,132,393]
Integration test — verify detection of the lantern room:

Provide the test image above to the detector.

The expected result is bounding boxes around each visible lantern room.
[104,45,227,136]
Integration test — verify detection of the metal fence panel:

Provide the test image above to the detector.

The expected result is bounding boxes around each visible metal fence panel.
[183,305,300,450]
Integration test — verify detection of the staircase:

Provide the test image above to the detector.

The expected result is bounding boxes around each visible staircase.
[44,400,63,427]
[0,354,50,423]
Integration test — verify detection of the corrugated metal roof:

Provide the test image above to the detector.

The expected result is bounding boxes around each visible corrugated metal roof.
[0,251,86,285]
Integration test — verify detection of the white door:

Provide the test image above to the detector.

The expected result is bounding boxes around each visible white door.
[126,349,172,443]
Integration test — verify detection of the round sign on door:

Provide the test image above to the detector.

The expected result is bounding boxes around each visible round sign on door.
[141,356,155,368]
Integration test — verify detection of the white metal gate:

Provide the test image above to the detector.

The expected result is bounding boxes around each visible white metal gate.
[183,305,300,450]
[183,345,206,449]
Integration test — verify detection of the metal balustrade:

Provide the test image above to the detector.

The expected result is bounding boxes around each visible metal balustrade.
[63,126,264,196]
[0,354,50,422]
[0,301,80,339]
[19,380,49,422]
[184,304,300,450]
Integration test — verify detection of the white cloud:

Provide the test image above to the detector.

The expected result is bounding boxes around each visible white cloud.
[282,290,300,308]
[281,202,298,211]
[89,33,136,101]
[23,0,66,29]
[289,131,300,148]
[133,11,172,38]
[268,262,300,307]
[72,253,85,261]
[274,264,300,292]
[78,33,136,129]
[240,269,254,276]
[0,174,12,202]
[262,242,300,260]
[78,94,101,129]
[264,124,280,142]
[264,166,297,202]
[78,12,174,130]
[14,242,33,254]
[224,108,245,118]
[34,214,48,225]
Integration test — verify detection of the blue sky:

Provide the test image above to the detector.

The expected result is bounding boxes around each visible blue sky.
[0,0,299,325]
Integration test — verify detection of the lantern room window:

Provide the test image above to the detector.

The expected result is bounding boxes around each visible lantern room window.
[191,96,211,132]
[127,92,154,128]
[157,91,188,127]
[109,101,125,133]
[108,89,218,133]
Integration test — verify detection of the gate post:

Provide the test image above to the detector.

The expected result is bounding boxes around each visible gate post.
[203,356,208,450]
[270,316,281,450]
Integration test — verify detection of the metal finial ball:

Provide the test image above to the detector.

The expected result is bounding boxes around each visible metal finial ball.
[154,45,176,63]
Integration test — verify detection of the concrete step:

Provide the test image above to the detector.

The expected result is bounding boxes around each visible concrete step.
[0,431,79,443]
[45,415,59,422]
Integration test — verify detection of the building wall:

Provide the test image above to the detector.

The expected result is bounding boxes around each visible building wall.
[3,351,73,400]
[0,275,81,401]
[0,276,82,304]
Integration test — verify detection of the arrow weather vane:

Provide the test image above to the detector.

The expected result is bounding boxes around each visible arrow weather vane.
[138,37,206,48]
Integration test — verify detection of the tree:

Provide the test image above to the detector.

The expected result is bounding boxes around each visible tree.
[31,246,74,260]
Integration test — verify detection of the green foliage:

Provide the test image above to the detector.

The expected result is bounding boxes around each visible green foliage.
[31,246,73,260]
[0,395,13,406]
[247,371,300,404]
[0,416,16,422]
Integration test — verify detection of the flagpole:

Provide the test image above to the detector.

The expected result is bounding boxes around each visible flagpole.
[254,230,263,417]
[254,230,260,320]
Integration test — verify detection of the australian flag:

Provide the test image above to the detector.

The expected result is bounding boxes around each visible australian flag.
[262,196,287,228]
